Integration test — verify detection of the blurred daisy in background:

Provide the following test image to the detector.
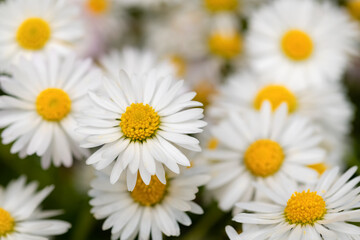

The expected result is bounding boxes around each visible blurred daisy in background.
[0,0,85,63]
[78,67,206,190]
[89,168,209,240]
[75,0,127,59]
[207,14,243,61]
[0,54,99,168]
[227,167,360,239]
[209,72,353,136]
[0,176,70,239]
[205,102,325,211]
[145,3,209,62]
[246,0,359,89]
[348,0,360,22]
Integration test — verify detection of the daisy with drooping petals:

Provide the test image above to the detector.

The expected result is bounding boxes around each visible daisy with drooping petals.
[0,0,84,63]
[89,168,209,240]
[0,54,99,168]
[78,68,206,190]
[0,176,70,239]
[205,101,325,211]
[246,0,359,88]
[226,167,360,240]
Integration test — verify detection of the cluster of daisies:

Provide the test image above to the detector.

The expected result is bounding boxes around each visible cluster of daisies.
[0,0,360,239]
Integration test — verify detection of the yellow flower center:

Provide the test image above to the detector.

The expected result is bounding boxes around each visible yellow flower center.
[169,55,186,77]
[120,103,160,142]
[244,139,284,177]
[204,0,238,12]
[87,0,109,14]
[131,175,167,206]
[254,85,297,113]
[36,88,71,121]
[308,163,327,176]
[0,208,15,236]
[208,32,243,59]
[348,0,360,21]
[281,30,313,61]
[16,18,51,50]
[285,190,326,225]
[193,80,217,108]
[207,137,219,150]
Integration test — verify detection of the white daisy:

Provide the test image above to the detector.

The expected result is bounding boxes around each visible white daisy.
[0,53,99,168]
[89,168,209,240]
[205,101,325,211]
[0,0,84,63]
[207,14,244,60]
[99,48,176,80]
[0,176,70,239]
[246,0,359,88]
[226,167,360,240]
[78,67,206,190]
[208,71,353,141]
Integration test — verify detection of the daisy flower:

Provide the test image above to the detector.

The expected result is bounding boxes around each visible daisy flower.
[205,101,325,211]
[89,168,209,240]
[246,0,359,88]
[202,0,266,16]
[78,67,206,190]
[208,71,353,140]
[226,167,360,239]
[207,14,243,60]
[0,176,70,239]
[0,54,99,168]
[0,0,84,63]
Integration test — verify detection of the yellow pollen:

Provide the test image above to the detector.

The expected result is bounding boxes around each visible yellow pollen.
[36,88,71,121]
[193,80,218,108]
[131,175,167,206]
[120,103,160,142]
[204,0,238,12]
[308,163,327,176]
[244,139,284,177]
[254,85,297,113]
[169,55,186,77]
[285,190,326,225]
[87,0,109,14]
[281,30,313,61]
[208,32,243,59]
[16,18,51,50]
[0,208,15,236]
[348,0,360,20]
[207,137,219,150]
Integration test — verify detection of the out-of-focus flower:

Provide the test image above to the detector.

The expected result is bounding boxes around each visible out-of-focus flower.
[205,102,325,210]
[0,176,71,239]
[145,4,209,61]
[78,67,206,190]
[207,14,243,61]
[0,54,99,168]
[89,168,209,240]
[226,167,360,239]
[76,0,127,59]
[246,0,359,88]
[0,0,85,63]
